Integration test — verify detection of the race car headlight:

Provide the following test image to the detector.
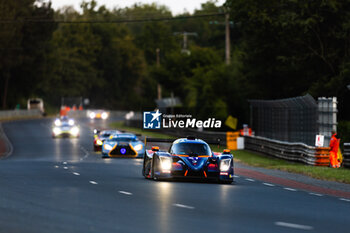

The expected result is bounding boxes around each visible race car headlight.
[101,112,108,119]
[96,139,103,146]
[54,119,61,126]
[70,126,79,135]
[159,157,172,171]
[220,159,231,172]
[68,119,75,126]
[134,144,143,151]
[53,127,61,135]
[104,144,113,151]
[89,112,96,119]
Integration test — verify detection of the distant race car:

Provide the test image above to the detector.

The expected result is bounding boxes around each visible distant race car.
[102,133,145,158]
[87,110,109,120]
[93,129,121,151]
[52,116,79,138]
[142,136,234,184]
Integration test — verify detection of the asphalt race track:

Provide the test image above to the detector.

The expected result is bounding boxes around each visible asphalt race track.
[0,118,349,233]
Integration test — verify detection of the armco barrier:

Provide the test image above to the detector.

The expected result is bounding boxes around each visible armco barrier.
[344,143,350,168]
[67,110,130,118]
[0,109,42,120]
[244,136,330,166]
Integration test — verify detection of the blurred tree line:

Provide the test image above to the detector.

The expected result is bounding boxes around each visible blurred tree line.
[0,0,349,125]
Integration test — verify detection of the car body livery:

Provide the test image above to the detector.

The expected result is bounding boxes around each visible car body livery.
[142,137,234,184]
[93,129,121,151]
[102,133,145,158]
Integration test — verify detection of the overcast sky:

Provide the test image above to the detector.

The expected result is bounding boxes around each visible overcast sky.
[47,0,226,15]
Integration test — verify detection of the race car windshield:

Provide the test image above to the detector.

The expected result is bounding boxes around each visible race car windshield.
[110,138,137,142]
[171,143,211,156]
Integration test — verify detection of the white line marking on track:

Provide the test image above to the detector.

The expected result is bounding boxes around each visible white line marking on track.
[309,193,323,197]
[275,221,314,230]
[63,167,68,170]
[119,191,133,196]
[80,146,90,161]
[339,198,350,202]
[263,183,275,187]
[245,178,255,182]
[284,188,297,192]
[233,175,239,178]
[54,165,59,168]
[173,203,195,210]
[89,181,98,185]
[73,172,80,176]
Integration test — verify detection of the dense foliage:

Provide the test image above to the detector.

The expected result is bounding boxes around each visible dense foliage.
[225,0,350,120]
[0,0,349,125]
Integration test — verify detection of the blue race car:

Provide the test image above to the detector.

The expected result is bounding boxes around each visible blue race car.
[102,133,145,158]
[142,136,234,184]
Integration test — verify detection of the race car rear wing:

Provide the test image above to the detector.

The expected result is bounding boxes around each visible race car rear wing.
[144,136,222,146]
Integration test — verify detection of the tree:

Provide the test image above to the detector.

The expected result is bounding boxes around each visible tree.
[0,0,57,109]
[225,0,350,119]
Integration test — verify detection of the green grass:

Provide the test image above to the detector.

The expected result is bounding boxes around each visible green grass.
[110,121,350,184]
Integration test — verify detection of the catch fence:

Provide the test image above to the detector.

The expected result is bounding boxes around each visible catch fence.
[249,94,318,146]
[249,94,337,146]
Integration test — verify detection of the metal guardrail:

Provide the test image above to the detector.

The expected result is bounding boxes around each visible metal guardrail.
[244,136,330,166]
[67,110,130,118]
[344,143,350,168]
[0,109,42,120]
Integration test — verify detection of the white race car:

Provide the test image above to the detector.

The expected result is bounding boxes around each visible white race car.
[52,117,79,138]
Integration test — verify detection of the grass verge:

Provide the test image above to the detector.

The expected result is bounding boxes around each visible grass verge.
[110,121,350,184]
[234,150,350,184]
